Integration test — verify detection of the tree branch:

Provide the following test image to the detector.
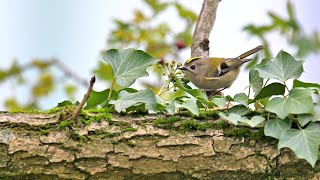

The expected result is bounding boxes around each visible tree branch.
[191,0,220,57]
[72,76,96,121]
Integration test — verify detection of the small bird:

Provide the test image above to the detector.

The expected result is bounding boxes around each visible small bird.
[178,45,264,91]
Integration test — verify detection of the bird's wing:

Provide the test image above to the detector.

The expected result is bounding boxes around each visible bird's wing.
[214,58,251,77]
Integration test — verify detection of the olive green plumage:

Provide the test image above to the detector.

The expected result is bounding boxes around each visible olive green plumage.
[179,45,264,90]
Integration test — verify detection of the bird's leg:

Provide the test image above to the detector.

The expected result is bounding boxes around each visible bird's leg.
[207,88,226,100]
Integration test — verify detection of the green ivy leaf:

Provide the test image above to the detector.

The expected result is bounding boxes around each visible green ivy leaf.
[219,112,246,126]
[266,88,314,119]
[174,97,199,116]
[227,105,249,116]
[298,104,320,127]
[255,50,304,82]
[239,116,265,127]
[253,83,286,101]
[233,93,249,107]
[264,118,291,139]
[278,122,320,167]
[174,78,207,99]
[249,68,263,94]
[293,79,320,94]
[101,49,158,87]
[57,100,73,107]
[109,89,156,112]
[210,96,228,108]
[84,89,118,109]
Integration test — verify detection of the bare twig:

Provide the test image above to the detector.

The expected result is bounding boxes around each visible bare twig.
[191,0,220,57]
[72,76,96,121]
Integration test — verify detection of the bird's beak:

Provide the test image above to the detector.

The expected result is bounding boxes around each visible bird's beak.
[178,67,187,71]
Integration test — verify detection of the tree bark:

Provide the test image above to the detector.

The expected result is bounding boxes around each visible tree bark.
[191,0,219,58]
[0,112,319,179]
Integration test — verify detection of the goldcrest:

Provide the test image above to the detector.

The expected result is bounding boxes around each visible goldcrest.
[179,45,264,90]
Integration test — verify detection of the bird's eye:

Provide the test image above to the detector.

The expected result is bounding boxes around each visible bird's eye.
[190,65,196,70]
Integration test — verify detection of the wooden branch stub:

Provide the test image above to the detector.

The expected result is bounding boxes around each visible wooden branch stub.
[72,75,96,121]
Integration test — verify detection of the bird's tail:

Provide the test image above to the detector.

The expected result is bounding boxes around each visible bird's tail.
[238,45,264,59]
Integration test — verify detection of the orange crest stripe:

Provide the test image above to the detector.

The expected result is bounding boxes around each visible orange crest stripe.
[186,57,201,64]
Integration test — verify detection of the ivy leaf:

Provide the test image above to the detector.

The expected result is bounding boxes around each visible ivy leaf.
[210,96,228,108]
[266,88,314,119]
[57,100,73,107]
[278,123,320,167]
[293,79,320,94]
[109,89,156,112]
[84,89,118,109]
[255,50,304,82]
[249,58,271,94]
[239,116,265,127]
[298,104,320,127]
[219,112,246,126]
[264,118,291,139]
[227,105,249,116]
[233,93,249,107]
[174,97,199,116]
[173,78,207,99]
[101,49,158,87]
[253,83,286,101]
[249,68,263,94]
[165,97,199,116]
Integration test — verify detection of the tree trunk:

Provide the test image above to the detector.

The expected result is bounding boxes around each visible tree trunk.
[0,111,319,179]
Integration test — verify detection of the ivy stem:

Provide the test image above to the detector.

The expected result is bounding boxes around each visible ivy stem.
[157,79,170,96]
[284,81,290,93]
[108,78,116,100]
[263,79,270,88]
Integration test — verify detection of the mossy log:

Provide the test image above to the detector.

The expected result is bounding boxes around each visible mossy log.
[0,111,319,180]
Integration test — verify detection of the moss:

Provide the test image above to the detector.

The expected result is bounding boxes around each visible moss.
[59,120,73,128]
[80,113,112,125]
[213,120,227,129]
[194,109,220,120]
[126,140,136,147]
[40,129,49,136]
[111,140,119,145]
[153,116,181,126]
[122,127,137,132]
[8,106,63,114]
[179,119,214,131]
[84,108,109,114]
[71,133,90,142]
[224,127,265,140]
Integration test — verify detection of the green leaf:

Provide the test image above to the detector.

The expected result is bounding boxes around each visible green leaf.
[174,78,207,99]
[84,89,118,109]
[101,49,158,87]
[57,100,73,107]
[264,118,291,139]
[233,93,249,107]
[293,79,320,94]
[278,123,320,167]
[298,104,320,127]
[210,96,227,108]
[253,83,286,101]
[109,89,156,112]
[239,116,265,127]
[227,105,249,116]
[174,97,199,116]
[255,50,304,82]
[219,112,246,126]
[249,68,263,94]
[266,88,314,119]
